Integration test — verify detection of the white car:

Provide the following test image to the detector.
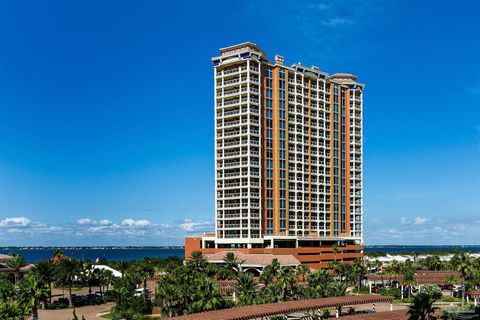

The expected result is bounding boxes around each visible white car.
[134,288,149,297]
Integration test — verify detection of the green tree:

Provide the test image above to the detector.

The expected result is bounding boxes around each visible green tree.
[31,259,56,303]
[111,274,151,320]
[329,281,348,297]
[18,275,49,320]
[235,272,257,306]
[0,300,28,320]
[135,259,155,301]
[56,257,81,307]
[275,267,296,301]
[259,259,280,288]
[307,269,333,298]
[7,254,25,284]
[223,252,244,274]
[455,253,474,306]
[187,251,207,271]
[117,260,129,278]
[407,292,437,320]
[189,276,226,313]
[351,259,368,293]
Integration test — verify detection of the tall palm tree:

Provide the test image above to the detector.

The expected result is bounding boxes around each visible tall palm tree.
[98,269,114,294]
[223,252,244,273]
[117,260,129,278]
[235,272,257,306]
[19,275,49,320]
[352,259,368,293]
[135,259,155,300]
[259,266,274,288]
[407,292,436,320]
[56,257,81,307]
[332,244,339,261]
[411,252,420,267]
[7,254,25,284]
[31,259,56,303]
[275,267,296,301]
[188,251,207,271]
[455,253,473,306]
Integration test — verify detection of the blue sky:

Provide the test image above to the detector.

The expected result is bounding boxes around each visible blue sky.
[0,0,479,246]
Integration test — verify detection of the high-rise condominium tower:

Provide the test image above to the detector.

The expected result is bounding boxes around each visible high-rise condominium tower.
[185,42,364,268]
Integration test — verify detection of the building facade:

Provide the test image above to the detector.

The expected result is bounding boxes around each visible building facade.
[185,42,364,268]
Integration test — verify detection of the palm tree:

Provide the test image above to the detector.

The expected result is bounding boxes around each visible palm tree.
[332,244,339,261]
[407,292,436,320]
[259,266,274,288]
[235,272,257,306]
[188,251,207,271]
[98,269,114,294]
[18,274,49,320]
[189,276,226,313]
[455,253,473,306]
[308,269,333,298]
[56,257,81,307]
[295,264,310,282]
[223,252,244,273]
[352,259,368,293]
[117,260,129,278]
[7,254,25,284]
[31,259,56,303]
[83,265,97,295]
[411,252,420,267]
[135,259,155,300]
[329,281,348,297]
[275,267,296,301]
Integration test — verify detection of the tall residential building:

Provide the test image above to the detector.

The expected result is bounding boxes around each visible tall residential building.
[185,42,364,268]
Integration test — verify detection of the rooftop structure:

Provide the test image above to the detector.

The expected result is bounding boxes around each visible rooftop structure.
[169,295,393,320]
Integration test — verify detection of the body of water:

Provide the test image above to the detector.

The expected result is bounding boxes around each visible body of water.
[2,245,480,263]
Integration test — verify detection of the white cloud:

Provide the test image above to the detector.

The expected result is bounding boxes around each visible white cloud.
[308,3,332,10]
[98,219,112,226]
[180,219,213,232]
[0,217,31,227]
[121,218,151,227]
[400,217,409,225]
[77,218,92,225]
[320,17,354,27]
[414,217,429,225]
[77,218,113,226]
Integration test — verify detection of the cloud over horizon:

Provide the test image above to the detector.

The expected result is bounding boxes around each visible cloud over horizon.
[0,215,214,246]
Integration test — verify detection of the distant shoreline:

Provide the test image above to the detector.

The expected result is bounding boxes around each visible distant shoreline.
[0,244,479,250]
[0,246,184,250]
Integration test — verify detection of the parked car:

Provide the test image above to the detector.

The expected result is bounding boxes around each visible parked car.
[134,288,149,297]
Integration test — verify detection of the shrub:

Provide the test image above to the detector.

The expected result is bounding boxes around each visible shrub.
[380,287,401,300]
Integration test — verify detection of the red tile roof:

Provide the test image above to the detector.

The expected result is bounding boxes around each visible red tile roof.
[169,295,393,320]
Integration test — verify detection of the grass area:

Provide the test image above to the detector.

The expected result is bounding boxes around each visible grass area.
[393,297,462,304]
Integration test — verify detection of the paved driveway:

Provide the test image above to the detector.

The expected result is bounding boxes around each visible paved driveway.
[38,302,114,320]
